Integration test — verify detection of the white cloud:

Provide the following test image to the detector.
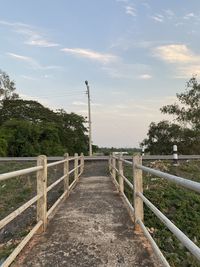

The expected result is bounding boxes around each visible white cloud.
[102,62,151,79]
[151,14,164,22]
[0,20,59,48]
[20,75,38,80]
[125,6,137,17]
[138,74,152,80]
[61,48,118,64]
[72,101,87,106]
[154,44,199,64]
[72,101,102,107]
[154,44,200,78]
[7,52,62,70]
[164,9,174,18]
[7,52,37,65]
[183,13,196,20]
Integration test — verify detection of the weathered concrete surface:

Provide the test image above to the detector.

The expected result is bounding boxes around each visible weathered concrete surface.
[15,176,161,267]
[82,160,108,177]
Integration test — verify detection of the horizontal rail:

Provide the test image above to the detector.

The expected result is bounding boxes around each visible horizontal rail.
[47,159,67,168]
[136,164,200,194]
[138,219,170,267]
[0,194,41,230]
[0,166,43,182]
[110,164,119,173]
[123,159,132,166]
[121,192,134,214]
[121,174,133,190]
[68,167,76,175]
[2,220,43,267]
[69,179,77,191]
[1,155,200,162]
[138,192,200,261]
[47,174,67,192]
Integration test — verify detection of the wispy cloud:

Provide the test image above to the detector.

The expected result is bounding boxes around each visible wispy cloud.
[20,75,38,81]
[61,48,118,64]
[0,20,59,48]
[7,52,62,70]
[125,6,137,17]
[151,14,164,22]
[138,74,152,80]
[102,62,151,79]
[72,101,102,107]
[183,13,196,20]
[154,44,200,78]
[154,44,199,63]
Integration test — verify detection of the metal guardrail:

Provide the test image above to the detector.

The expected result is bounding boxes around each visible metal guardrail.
[0,153,84,267]
[109,153,200,266]
[136,164,200,194]
[1,154,200,162]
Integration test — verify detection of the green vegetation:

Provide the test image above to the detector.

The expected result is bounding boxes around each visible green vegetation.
[141,77,200,155]
[124,160,200,267]
[0,69,89,156]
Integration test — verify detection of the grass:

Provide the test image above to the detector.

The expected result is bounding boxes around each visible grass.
[124,160,200,267]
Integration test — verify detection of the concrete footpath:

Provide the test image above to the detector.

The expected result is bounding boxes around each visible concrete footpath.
[14,175,160,267]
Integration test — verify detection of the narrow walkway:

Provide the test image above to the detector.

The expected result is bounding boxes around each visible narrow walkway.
[15,176,159,267]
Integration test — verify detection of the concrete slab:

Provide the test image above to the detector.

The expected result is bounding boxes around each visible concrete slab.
[14,176,161,267]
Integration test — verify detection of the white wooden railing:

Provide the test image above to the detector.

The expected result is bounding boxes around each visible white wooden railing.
[109,153,200,266]
[0,153,84,267]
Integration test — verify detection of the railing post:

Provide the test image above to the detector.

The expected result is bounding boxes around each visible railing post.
[133,155,143,231]
[112,152,116,181]
[173,144,178,166]
[108,155,111,172]
[64,153,69,196]
[37,155,47,232]
[80,152,84,174]
[118,154,124,194]
[74,153,78,180]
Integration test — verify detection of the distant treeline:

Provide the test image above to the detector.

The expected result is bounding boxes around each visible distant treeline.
[0,69,89,156]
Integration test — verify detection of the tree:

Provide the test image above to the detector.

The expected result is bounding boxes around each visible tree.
[0,69,18,100]
[141,121,182,154]
[161,77,200,129]
[0,70,89,156]
[141,77,200,154]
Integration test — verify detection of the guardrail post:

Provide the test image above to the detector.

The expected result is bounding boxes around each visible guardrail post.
[74,153,78,180]
[133,155,143,231]
[112,152,116,181]
[118,154,124,194]
[173,144,178,166]
[108,155,111,172]
[80,153,84,174]
[64,153,69,196]
[37,155,47,232]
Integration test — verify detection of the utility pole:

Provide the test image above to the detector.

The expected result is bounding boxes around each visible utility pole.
[85,80,92,156]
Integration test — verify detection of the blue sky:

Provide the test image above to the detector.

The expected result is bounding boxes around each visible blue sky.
[0,0,199,147]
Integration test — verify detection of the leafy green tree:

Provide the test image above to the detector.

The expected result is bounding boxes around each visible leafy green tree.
[0,69,18,100]
[142,77,200,154]
[0,70,89,156]
[141,121,182,154]
[161,77,200,129]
